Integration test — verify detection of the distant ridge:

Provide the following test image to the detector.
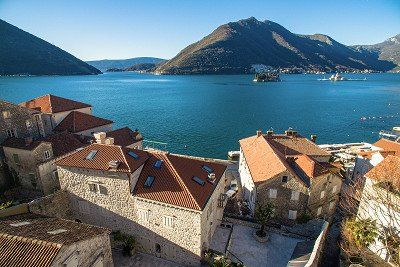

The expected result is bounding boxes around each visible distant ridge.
[156,17,398,74]
[87,57,166,72]
[0,19,101,76]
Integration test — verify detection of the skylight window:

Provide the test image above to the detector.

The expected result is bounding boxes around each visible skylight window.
[202,165,213,174]
[128,151,139,160]
[47,229,68,235]
[192,176,205,186]
[144,176,155,187]
[10,221,31,227]
[86,150,98,160]
[154,160,163,169]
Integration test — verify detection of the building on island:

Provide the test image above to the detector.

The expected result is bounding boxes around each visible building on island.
[238,129,343,224]
[356,155,400,265]
[0,211,112,267]
[55,133,229,266]
[2,132,88,195]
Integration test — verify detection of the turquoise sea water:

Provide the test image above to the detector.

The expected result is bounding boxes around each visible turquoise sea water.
[1,73,399,159]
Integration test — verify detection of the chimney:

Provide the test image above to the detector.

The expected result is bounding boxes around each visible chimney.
[94,132,106,144]
[105,137,114,145]
[311,134,317,143]
[266,130,274,136]
[108,160,121,170]
[207,173,216,183]
[256,130,262,137]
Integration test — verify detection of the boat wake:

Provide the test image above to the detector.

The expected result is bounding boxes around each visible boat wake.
[318,78,367,81]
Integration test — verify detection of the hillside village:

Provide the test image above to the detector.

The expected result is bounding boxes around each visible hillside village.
[0,94,399,266]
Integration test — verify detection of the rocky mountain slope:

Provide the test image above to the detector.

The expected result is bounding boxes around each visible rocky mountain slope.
[156,17,397,74]
[0,19,101,76]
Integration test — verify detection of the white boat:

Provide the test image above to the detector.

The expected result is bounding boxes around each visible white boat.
[393,127,400,132]
[329,73,348,81]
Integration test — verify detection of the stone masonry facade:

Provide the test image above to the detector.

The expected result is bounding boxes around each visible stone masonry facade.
[57,165,228,266]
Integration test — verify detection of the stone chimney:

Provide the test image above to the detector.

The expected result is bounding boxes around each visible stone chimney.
[256,130,262,137]
[266,130,274,136]
[105,137,114,145]
[94,132,106,144]
[310,134,317,143]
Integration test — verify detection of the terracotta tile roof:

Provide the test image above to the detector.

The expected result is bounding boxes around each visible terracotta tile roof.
[374,138,400,156]
[19,94,91,114]
[0,99,40,115]
[365,155,400,191]
[239,133,335,186]
[106,127,143,147]
[266,134,330,157]
[2,132,88,158]
[56,143,149,173]
[0,213,110,267]
[53,111,113,133]
[134,151,227,210]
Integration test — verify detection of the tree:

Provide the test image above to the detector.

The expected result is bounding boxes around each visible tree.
[254,202,274,237]
[340,175,400,265]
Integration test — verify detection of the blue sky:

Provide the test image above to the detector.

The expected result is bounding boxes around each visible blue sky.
[1,0,399,60]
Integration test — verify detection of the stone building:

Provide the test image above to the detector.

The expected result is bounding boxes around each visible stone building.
[0,99,52,190]
[56,136,229,266]
[2,132,88,195]
[0,211,112,266]
[357,155,400,265]
[19,94,93,128]
[238,130,343,224]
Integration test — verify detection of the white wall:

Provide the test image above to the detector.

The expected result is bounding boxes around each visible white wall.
[238,148,256,212]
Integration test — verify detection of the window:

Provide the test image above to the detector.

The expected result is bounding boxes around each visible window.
[291,191,300,201]
[192,176,205,186]
[317,206,322,216]
[44,150,51,160]
[86,150,97,160]
[320,190,325,199]
[329,201,336,210]
[332,185,337,194]
[137,209,150,221]
[88,183,107,195]
[288,210,297,220]
[29,173,37,188]
[6,128,17,138]
[268,189,277,199]
[282,176,288,183]
[12,154,20,165]
[127,151,139,160]
[154,160,163,169]
[144,176,155,187]
[52,170,59,181]
[202,165,213,173]
[2,110,10,119]
[163,215,175,228]
[155,243,161,253]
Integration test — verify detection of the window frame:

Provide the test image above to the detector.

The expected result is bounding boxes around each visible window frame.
[282,176,288,183]
[320,190,325,199]
[317,206,322,216]
[163,215,175,228]
[291,190,300,201]
[288,210,297,220]
[268,188,277,199]
[44,150,51,160]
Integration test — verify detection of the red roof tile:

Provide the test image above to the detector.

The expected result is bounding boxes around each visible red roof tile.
[53,111,113,133]
[106,127,142,147]
[365,155,400,191]
[56,143,149,173]
[0,213,110,267]
[19,94,91,113]
[134,151,227,210]
[374,138,400,156]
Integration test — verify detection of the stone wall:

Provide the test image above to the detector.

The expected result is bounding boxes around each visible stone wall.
[54,234,113,267]
[57,165,214,266]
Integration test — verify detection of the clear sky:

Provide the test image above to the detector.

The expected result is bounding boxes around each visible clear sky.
[1,0,399,61]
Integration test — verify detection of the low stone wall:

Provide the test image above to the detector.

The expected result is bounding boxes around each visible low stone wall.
[28,190,73,219]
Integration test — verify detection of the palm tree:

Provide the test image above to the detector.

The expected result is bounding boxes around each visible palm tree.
[254,202,275,237]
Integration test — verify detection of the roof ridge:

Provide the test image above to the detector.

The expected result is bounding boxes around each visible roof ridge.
[47,94,54,113]
[120,146,132,172]
[0,232,62,248]
[163,154,201,210]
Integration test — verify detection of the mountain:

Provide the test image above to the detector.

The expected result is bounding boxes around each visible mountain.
[0,19,101,76]
[87,57,166,72]
[156,17,397,74]
[353,34,400,71]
